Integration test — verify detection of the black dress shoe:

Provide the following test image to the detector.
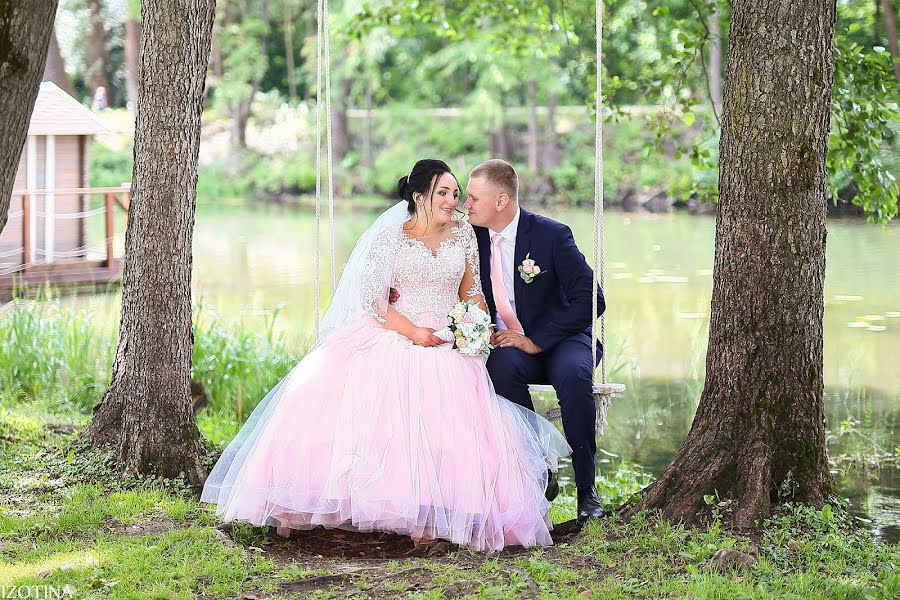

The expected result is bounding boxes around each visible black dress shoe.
[576,487,609,525]
[545,470,559,502]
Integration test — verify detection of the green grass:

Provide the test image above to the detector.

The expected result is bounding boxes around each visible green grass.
[0,405,897,599]
[0,295,300,424]
[0,289,116,413]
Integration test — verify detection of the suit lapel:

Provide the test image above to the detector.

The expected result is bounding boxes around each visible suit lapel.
[513,209,532,308]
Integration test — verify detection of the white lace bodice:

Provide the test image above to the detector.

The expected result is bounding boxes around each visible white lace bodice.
[361,220,483,327]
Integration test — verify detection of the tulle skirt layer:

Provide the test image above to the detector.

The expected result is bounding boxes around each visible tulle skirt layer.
[200,315,570,551]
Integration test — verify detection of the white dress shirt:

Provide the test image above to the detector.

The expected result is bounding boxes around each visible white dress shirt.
[488,207,521,331]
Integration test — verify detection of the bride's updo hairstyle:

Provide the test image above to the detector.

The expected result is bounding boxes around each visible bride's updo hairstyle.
[397,159,456,214]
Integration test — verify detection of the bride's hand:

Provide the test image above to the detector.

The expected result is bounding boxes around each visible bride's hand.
[410,327,444,347]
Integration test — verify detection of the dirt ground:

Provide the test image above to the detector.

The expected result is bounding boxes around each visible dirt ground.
[215,519,588,598]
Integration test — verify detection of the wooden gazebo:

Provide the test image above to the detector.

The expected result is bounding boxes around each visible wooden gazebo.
[0,82,130,298]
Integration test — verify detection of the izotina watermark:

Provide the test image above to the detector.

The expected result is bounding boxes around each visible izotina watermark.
[0,585,75,599]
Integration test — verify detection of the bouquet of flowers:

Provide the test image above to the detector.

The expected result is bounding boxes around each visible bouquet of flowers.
[435,300,494,357]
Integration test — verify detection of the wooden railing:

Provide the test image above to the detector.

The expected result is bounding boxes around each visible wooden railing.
[6,185,130,274]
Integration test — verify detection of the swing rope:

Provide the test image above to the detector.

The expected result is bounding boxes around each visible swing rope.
[592,0,605,387]
[314,0,335,338]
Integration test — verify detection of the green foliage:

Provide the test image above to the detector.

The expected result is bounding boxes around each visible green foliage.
[210,4,271,107]
[89,135,134,189]
[830,32,899,222]
[73,0,899,220]
[0,290,116,413]
[192,301,301,420]
[0,292,301,422]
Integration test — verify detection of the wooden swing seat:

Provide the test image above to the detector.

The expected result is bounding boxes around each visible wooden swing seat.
[529,382,626,424]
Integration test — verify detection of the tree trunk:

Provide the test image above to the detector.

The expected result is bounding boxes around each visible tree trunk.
[331,76,351,164]
[81,0,216,485]
[284,0,297,102]
[708,6,723,119]
[304,0,314,102]
[0,0,58,236]
[362,81,374,170]
[526,79,539,175]
[543,91,560,172]
[43,26,75,96]
[227,0,269,150]
[124,19,141,109]
[230,99,250,150]
[487,105,510,159]
[630,0,836,527]
[881,0,900,85]
[85,0,112,100]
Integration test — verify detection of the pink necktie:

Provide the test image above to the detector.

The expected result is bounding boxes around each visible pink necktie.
[491,233,524,334]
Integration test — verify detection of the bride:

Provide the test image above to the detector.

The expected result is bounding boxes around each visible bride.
[201,159,570,551]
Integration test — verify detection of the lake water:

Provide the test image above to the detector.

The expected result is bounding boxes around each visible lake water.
[97,203,900,542]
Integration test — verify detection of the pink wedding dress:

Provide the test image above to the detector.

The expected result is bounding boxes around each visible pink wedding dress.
[201,220,569,551]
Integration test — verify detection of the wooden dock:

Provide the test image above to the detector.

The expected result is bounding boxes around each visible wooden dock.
[0,258,122,299]
[0,186,128,300]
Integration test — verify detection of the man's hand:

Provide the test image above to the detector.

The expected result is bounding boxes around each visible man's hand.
[389,288,400,304]
[491,330,542,355]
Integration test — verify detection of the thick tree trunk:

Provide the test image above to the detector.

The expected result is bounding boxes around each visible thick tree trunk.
[526,79,539,175]
[708,7,723,119]
[85,1,111,100]
[881,0,900,85]
[0,0,58,235]
[43,26,75,95]
[124,19,141,109]
[284,0,297,102]
[81,0,216,485]
[630,0,836,527]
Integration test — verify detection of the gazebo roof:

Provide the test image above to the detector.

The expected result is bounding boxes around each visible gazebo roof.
[27,81,109,136]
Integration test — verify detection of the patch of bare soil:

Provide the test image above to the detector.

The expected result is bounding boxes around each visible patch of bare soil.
[216,519,589,598]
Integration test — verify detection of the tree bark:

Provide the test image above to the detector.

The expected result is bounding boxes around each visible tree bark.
[43,26,75,96]
[284,0,297,102]
[124,18,141,110]
[85,0,112,100]
[880,0,900,85]
[81,0,216,485]
[526,79,539,175]
[630,0,836,527]
[708,6,723,119]
[0,0,58,236]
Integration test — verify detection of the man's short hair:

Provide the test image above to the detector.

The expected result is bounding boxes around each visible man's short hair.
[470,159,518,199]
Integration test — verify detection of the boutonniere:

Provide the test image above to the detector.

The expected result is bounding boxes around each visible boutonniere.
[518,253,544,283]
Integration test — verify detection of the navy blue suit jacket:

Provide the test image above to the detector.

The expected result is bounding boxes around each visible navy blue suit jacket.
[474,208,605,356]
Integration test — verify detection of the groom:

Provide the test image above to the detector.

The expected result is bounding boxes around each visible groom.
[464,159,608,525]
